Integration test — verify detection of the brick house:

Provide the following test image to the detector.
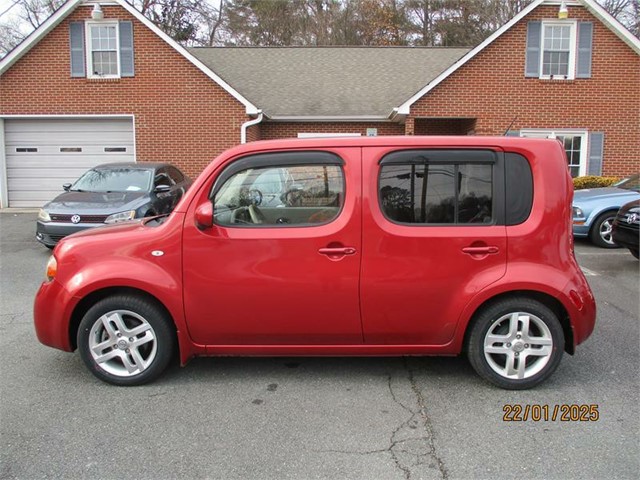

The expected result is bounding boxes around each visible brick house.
[0,0,638,208]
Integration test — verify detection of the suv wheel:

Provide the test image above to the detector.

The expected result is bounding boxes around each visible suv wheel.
[590,212,619,248]
[467,298,564,390]
[77,295,175,386]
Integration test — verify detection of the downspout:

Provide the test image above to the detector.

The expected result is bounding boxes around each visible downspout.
[240,110,263,144]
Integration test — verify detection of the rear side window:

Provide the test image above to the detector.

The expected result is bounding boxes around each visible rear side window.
[379,150,495,225]
[505,153,533,225]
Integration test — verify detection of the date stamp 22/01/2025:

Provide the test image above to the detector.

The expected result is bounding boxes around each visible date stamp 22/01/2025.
[503,404,599,422]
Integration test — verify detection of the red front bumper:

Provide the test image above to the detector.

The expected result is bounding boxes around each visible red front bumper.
[33,280,76,352]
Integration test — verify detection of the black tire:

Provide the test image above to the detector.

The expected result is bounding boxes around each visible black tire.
[467,298,564,390]
[629,248,639,260]
[77,295,175,386]
[589,211,619,248]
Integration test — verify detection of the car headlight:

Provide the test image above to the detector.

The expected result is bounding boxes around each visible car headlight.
[46,255,57,281]
[572,206,584,218]
[38,208,51,222]
[104,210,136,224]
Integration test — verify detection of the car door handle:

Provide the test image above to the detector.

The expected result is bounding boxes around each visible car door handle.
[318,247,357,256]
[462,246,499,255]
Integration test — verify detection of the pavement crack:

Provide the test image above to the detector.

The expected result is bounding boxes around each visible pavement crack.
[320,362,449,480]
[403,357,449,480]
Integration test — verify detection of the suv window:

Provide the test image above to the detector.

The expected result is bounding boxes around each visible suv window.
[214,164,344,227]
[379,150,494,225]
[167,166,184,184]
[154,169,173,188]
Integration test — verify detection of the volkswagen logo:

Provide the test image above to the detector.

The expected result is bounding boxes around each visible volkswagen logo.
[71,215,81,224]
[626,213,638,224]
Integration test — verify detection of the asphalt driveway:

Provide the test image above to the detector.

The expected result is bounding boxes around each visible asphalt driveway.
[1,212,638,479]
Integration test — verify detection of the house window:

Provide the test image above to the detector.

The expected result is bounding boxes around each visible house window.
[541,21,576,79]
[526,21,592,80]
[86,22,119,77]
[520,130,587,177]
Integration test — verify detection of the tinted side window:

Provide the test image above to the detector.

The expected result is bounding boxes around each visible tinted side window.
[214,164,344,227]
[167,166,184,184]
[154,169,173,187]
[379,152,494,225]
[505,153,533,225]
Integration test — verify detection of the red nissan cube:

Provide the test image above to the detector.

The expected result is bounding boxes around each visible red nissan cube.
[34,137,596,389]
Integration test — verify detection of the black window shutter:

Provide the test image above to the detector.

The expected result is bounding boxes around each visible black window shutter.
[525,21,542,78]
[576,22,593,78]
[119,21,134,77]
[69,22,85,77]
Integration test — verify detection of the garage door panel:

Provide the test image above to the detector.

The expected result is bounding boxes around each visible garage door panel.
[7,132,133,145]
[7,155,131,168]
[9,190,64,203]
[5,118,135,208]
[5,119,133,133]
[8,173,90,188]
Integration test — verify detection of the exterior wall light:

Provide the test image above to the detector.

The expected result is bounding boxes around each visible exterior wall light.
[92,3,104,20]
[558,1,569,19]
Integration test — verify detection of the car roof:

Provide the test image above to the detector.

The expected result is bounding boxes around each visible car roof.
[92,162,172,171]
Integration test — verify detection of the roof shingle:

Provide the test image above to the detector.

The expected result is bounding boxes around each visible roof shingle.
[189,47,469,118]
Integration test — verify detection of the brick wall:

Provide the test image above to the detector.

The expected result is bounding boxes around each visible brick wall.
[408,5,640,176]
[260,121,404,140]
[0,5,249,178]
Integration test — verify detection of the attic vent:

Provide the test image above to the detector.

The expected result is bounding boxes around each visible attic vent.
[16,147,38,153]
[60,147,82,153]
[104,147,127,152]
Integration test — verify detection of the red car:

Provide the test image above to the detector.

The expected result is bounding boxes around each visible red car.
[34,136,596,389]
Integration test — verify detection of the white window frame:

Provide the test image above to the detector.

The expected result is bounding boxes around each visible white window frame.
[520,129,588,177]
[297,133,361,139]
[85,21,120,79]
[539,20,577,80]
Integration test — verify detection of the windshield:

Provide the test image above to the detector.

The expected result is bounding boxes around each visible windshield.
[613,174,640,191]
[72,168,153,193]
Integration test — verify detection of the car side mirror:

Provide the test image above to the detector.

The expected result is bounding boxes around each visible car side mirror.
[63,183,72,191]
[154,184,172,193]
[195,202,214,230]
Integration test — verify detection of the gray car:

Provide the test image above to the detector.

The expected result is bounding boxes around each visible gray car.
[36,162,191,248]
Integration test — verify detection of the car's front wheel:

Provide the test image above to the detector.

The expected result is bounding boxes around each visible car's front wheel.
[590,211,619,248]
[77,295,175,386]
[467,298,564,389]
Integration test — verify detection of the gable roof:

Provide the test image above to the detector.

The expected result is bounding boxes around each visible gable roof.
[397,0,640,115]
[190,47,469,119]
[0,0,259,115]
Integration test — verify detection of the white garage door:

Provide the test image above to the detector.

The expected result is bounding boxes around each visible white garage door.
[4,117,135,207]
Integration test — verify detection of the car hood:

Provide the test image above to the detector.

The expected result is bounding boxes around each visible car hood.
[44,191,148,213]
[66,218,147,240]
[573,187,639,204]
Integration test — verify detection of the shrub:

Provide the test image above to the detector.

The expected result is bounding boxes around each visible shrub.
[573,176,620,190]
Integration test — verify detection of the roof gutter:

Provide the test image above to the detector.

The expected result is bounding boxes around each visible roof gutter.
[240,111,263,144]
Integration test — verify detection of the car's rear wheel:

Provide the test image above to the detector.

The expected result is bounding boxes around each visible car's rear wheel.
[590,212,619,248]
[77,295,174,386]
[467,298,564,389]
